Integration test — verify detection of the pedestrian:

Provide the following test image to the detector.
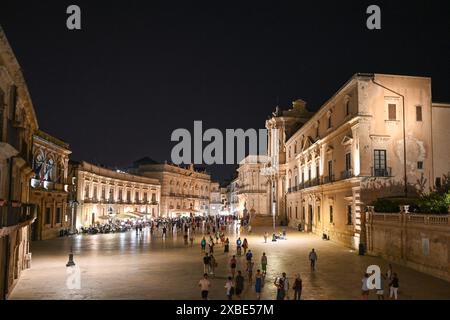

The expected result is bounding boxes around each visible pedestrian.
[230,255,237,278]
[261,252,268,275]
[224,238,230,253]
[209,241,214,254]
[361,273,370,300]
[183,233,188,245]
[162,226,167,238]
[198,273,211,300]
[247,260,254,284]
[376,273,386,300]
[275,276,285,300]
[235,271,245,299]
[264,232,268,243]
[245,249,253,262]
[225,276,234,300]
[309,248,318,271]
[236,237,242,256]
[203,253,210,274]
[281,272,289,300]
[255,269,263,300]
[209,254,217,276]
[389,273,399,300]
[293,274,302,300]
[201,237,206,252]
[242,238,248,255]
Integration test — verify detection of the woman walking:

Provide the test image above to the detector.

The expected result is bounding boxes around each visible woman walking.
[225,277,234,300]
[389,273,400,300]
[230,255,237,278]
[255,269,263,300]
[292,274,302,300]
[224,238,230,253]
[242,238,248,255]
[201,237,206,252]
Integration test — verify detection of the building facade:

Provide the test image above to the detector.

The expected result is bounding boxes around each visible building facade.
[30,130,71,240]
[70,161,161,229]
[0,27,38,299]
[209,182,221,216]
[282,73,450,249]
[227,177,239,217]
[129,162,211,217]
[237,155,270,219]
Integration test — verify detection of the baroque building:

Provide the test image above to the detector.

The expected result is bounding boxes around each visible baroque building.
[69,161,161,229]
[30,130,71,240]
[129,159,212,217]
[279,73,450,249]
[0,27,38,299]
[236,155,270,221]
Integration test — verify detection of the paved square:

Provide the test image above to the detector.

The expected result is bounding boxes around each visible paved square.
[10,225,450,300]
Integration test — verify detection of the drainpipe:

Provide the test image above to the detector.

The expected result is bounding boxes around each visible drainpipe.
[370,77,408,198]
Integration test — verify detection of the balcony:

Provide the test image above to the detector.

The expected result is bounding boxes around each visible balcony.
[324,175,335,184]
[340,169,354,180]
[372,167,392,177]
[0,203,37,229]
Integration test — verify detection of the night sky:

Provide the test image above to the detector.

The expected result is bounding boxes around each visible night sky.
[1,0,449,183]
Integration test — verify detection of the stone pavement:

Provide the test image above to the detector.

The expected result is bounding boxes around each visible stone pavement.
[10,224,450,300]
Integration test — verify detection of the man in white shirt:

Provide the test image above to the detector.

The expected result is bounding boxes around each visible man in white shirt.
[198,273,211,300]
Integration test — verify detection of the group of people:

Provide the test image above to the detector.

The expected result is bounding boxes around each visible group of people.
[362,264,400,300]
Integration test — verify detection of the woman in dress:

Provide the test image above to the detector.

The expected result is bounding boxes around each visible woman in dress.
[255,269,263,300]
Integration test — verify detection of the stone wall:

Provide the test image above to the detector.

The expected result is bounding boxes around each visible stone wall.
[366,211,450,282]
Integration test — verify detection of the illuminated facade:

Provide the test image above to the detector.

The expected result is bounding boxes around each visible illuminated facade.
[0,27,38,299]
[130,162,211,217]
[237,155,270,219]
[279,73,450,249]
[209,182,221,216]
[29,130,71,240]
[70,161,161,228]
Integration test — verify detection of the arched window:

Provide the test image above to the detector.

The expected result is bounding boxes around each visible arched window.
[45,158,55,181]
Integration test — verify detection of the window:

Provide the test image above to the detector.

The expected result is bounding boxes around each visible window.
[152,193,156,202]
[346,100,350,116]
[347,205,353,225]
[144,192,148,202]
[302,207,305,221]
[45,208,51,225]
[118,189,123,201]
[329,206,333,223]
[316,126,320,138]
[93,186,97,200]
[84,184,89,198]
[316,165,320,180]
[328,160,333,179]
[135,191,139,202]
[388,104,396,120]
[345,153,352,171]
[288,178,291,190]
[416,106,422,122]
[308,167,311,181]
[288,147,291,159]
[101,186,106,199]
[127,190,131,202]
[294,143,297,154]
[56,208,62,224]
[295,207,298,219]
[294,175,298,187]
[317,206,321,223]
[327,115,332,128]
[374,150,387,176]
[417,161,423,170]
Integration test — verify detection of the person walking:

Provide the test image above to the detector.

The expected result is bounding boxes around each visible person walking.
[224,238,230,253]
[389,273,399,300]
[275,276,285,300]
[210,254,217,276]
[293,274,302,300]
[209,241,214,254]
[281,272,289,300]
[236,237,242,256]
[261,253,268,275]
[245,249,253,262]
[162,226,167,238]
[376,273,386,300]
[235,271,245,299]
[255,269,263,300]
[198,273,211,300]
[225,277,234,300]
[361,273,370,300]
[309,249,318,271]
[203,253,211,274]
[242,238,248,255]
[230,255,237,278]
[201,237,206,252]
[247,260,254,284]
[264,232,268,243]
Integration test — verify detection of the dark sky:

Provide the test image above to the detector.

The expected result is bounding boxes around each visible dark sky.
[1,0,449,183]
